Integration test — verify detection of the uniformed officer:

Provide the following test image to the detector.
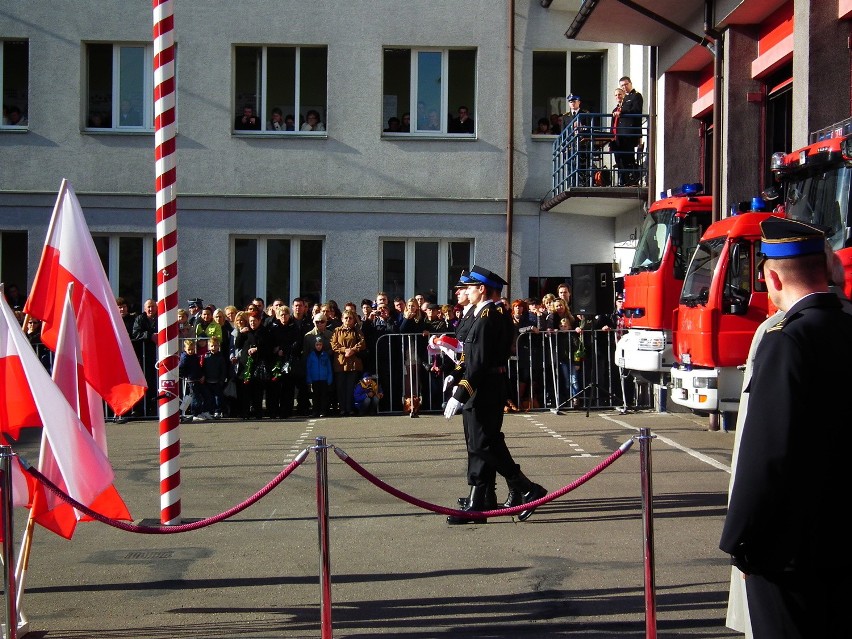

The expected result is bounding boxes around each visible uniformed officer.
[720,218,852,637]
[444,265,547,524]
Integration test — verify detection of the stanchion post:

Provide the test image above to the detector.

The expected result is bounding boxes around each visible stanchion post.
[637,427,657,638]
[1,445,18,639]
[314,436,333,638]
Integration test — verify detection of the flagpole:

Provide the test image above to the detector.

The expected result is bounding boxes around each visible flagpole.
[153,0,182,524]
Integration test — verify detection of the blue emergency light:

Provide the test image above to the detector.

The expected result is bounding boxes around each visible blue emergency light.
[660,182,703,199]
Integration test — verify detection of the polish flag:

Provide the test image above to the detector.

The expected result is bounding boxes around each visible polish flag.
[31,284,131,539]
[24,179,146,415]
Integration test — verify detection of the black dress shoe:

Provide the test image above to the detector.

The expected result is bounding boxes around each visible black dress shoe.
[448,486,490,525]
[517,484,548,521]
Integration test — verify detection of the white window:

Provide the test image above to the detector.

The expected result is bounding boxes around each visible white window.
[92,235,156,308]
[1,40,29,129]
[233,237,324,308]
[531,50,604,135]
[381,239,473,304]
[382,48,476,136]
[233,46,328,134]
[85,43,154,131]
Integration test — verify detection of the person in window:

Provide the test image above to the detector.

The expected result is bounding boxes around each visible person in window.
[448,105,474,134]
[269,107,287,131]
[5,105,27,126]
[300,109,325,131]
[284,113,296,131]
[534,117,551,135]
[235,104,261,130]
[87,111,110,128]
[401,112,411,132]
[384,116,402,133]
[425,109,441,131]
[549,112,562,135]
[118,99,142,126]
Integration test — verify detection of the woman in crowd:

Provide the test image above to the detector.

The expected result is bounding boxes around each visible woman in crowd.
[331,309,366,417]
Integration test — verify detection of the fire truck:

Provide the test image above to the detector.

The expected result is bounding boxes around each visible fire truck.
[770,117,852,299]
[669,116,852,428]
[669,205,783,427]
[614,184,713,385]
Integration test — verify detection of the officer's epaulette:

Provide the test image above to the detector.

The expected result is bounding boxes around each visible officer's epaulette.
[480,307,490,317]
[495,304,506,314]
[767,319,786,332]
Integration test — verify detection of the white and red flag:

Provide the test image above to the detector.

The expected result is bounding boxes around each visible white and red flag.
[29,284,131,538]
[24,179,146,415]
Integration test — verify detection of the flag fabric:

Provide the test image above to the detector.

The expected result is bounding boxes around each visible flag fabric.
[24,179,146,415]
[31,284,131,539]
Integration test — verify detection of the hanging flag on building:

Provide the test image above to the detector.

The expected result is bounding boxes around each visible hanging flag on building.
[24,179,146,415]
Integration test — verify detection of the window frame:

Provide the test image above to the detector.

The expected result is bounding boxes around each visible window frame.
[232,45,328,136]
[1,39,29,130]
[381,238,473,303]
[381,47,477,138]
[84,42,155,132]
[531,49,605,137]
[92,234,156,305]
[231,236,325,308]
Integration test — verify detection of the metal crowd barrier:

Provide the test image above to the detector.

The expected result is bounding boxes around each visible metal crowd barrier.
[33,331,652,420]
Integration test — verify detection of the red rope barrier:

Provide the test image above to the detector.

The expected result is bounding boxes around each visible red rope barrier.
[334,438,634,519]
[20,449,308,534]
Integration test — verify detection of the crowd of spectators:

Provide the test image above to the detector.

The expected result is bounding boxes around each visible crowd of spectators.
[6,283,629,421]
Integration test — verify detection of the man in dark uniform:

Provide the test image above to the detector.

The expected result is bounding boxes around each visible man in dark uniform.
[720,218,852,637]
[444,265,547,524]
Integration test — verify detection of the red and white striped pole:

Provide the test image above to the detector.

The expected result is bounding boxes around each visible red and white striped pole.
[153,0,181,525]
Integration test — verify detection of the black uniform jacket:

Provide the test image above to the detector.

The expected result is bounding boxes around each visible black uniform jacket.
[720,292,852,575]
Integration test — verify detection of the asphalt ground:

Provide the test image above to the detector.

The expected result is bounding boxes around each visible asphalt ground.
[3,407,740,639]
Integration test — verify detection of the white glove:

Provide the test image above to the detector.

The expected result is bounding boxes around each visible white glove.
[442,375,455,393]
[444,397,462,419]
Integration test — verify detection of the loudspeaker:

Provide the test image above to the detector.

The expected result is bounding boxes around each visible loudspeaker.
[571,263,614,316]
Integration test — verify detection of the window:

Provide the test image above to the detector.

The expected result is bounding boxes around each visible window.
[85,43,154,130]
[234,46,328,133]
[1,40,28,128]
[92,235,156,311]
[233,237,324,309]
[1,231,28,297]
[531,50,604,135]
[382,48,476,135]
[381,239,472,304]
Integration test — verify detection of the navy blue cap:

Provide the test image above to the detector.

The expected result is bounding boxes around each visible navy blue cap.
[567,94,581,102]
[468,265,508,289]
[187,298,202,307]
[759,218,826,259]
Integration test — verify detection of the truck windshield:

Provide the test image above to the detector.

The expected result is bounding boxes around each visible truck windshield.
[784,165,851,252]
[631,208,673,272]
[680,237,725,306]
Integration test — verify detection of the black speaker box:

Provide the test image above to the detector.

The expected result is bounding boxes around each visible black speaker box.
[571,263,614,316]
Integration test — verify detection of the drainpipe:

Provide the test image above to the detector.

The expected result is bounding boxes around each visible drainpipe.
[505,0,515,297]
[707,1,723,223]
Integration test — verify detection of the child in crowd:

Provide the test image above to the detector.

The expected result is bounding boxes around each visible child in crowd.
[202,337,229,418]
[305,335,333,417]
[353,372,384,416]
[179,339,212,421]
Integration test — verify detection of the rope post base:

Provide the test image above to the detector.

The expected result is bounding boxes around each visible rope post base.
[314,436,333,639]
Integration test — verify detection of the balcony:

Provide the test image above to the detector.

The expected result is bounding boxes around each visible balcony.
[541,111,648,217]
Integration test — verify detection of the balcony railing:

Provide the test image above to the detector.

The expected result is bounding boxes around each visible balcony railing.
[551,112,648,194]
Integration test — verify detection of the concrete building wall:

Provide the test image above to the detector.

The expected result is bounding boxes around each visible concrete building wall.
[0,1,638,308]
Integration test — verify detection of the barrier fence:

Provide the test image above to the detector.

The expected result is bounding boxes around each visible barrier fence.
[0,430,658,639]
[32,331,654,420]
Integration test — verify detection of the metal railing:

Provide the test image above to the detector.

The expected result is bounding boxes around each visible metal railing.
[33,332,653,419]
[551,112,648,193]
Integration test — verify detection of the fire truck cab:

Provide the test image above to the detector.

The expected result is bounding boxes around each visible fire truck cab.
[771,117,852,299]
[615,183,712,385]
[670,207,783,422]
